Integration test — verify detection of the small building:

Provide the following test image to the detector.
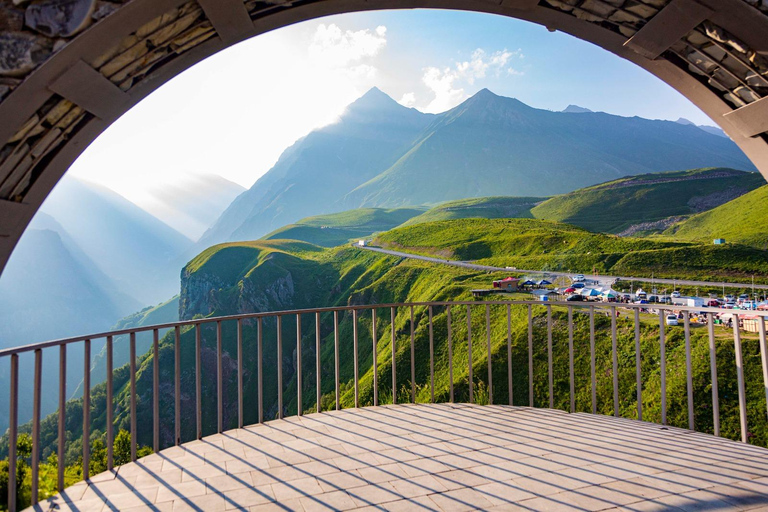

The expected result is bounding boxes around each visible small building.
[531,289,558,301]
[493,277,520,292]
[357,240,367,247]
[713,238,726,245]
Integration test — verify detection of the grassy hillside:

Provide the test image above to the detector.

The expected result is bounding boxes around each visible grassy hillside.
[261,208,423,247]
[375,218,768,283]
[401,196,542,226]
[531,168,764,234]
[664,184,768,249]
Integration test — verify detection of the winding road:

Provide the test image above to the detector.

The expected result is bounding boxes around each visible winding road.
[358,245,768,291]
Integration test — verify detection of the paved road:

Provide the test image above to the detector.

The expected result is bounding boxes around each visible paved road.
[359,245,768,291]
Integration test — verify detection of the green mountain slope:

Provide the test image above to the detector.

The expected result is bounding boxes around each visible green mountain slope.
[262,208,424,247]
[375,218,768,282]
[401,196,543,226]
[664,184,768,249]
[342,90,755,207]
[530,168,765,234]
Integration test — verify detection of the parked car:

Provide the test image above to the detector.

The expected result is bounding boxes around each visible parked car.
[725,294,734,300]
[725,301,737,308]
[671,291,681,298]
[665,315,679,326]
[573,274,585,282]
[707,300,720,307]
[566,294,584,301]
[573,283,586,289]
[648,295,658,303]
[660,297,672,304]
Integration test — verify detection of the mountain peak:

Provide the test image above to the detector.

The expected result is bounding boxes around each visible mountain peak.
[563,105,593,114]
[676,117,695,125]
[346,87,402,112]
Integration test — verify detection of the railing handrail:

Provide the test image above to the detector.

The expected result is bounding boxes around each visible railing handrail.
[0,299,765,358]
[4,298,768,512]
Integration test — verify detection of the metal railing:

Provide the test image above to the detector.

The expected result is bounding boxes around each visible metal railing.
[2,300,768,511]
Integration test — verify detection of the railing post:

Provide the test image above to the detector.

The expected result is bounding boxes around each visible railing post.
[297,314,303,415]
[429,305,434,403]
[410,305,415,404]
[174,327,180,445]
[195,324,202,438]
[130,332,137,460]
[8,353,18,512]
[611,307,619,418]
[107,335,115,466]
[277,315,283,419]
[353,309,359,408]
[708,314,720,436]
[733,314,748,443]
[590,306,596,415]
[237,319,243,428]
[153,329,160,450]
[634,308,642,422]
[258,317,263,423]
[372,309,378,407]
[547,304,553,409]
[486,304,493,405]
[31,349,42,505]
[683,312,694,431]
[334,310,340,410]
[759,315,768,425]
[659,310,667,426]
[316,312,321,413]
[83,338,91,479]
[391,306,397,405]
[468,304,473,404]
[448,305,453,403]
[217,321,225,427]
[58,344,66,491]
[528,304,533,408]
[507,304,513,406]
[568,307,574,414]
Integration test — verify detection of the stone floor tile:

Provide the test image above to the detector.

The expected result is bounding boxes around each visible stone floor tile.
[427,487,496,511]
[222,485,275,509]
[347,482,402,507]
[271,476,324,501]
[248,498,304,511]
[206,471,255,493]
[156,479,208,504]
[299,490,357,511]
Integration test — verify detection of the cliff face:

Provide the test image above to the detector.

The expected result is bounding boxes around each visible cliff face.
[178,243,330,320]
[179,261,297,320]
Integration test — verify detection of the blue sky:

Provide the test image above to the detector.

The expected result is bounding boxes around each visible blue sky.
[67,9,718,236]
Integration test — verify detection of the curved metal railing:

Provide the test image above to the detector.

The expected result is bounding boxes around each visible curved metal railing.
[2,300,768,511]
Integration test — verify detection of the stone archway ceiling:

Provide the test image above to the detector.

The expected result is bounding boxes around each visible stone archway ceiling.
[0,0,767,207]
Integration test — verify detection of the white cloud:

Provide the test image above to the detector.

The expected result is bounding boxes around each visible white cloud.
[309,23,387,68]
[422,48,524,113]
[399,92,416,107]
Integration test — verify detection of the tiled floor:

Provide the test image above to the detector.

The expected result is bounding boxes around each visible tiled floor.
[32,404,768,511]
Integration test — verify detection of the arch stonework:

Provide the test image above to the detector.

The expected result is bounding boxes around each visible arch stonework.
[0,0,768,275]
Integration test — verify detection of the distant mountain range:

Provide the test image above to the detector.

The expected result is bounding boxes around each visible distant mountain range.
[137,174,245,240]
[199,88,754,248]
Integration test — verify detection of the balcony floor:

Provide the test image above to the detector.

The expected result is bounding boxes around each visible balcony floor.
[35,404,768,512]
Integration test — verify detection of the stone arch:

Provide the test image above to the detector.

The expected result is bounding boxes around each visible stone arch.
[1,0,767,273]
